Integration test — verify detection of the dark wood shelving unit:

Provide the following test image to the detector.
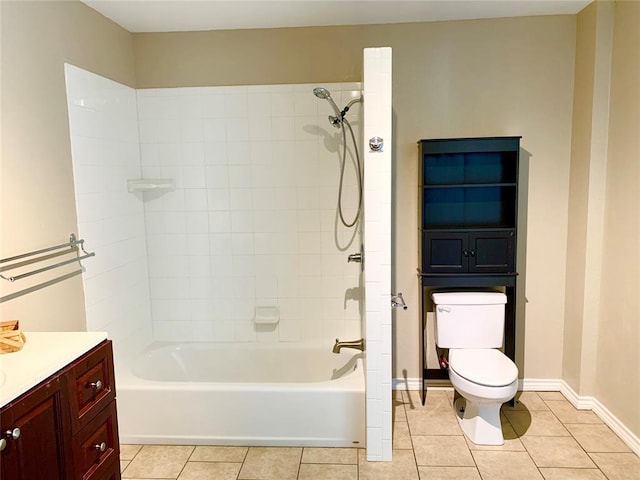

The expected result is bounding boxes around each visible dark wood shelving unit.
[418,136,521,404]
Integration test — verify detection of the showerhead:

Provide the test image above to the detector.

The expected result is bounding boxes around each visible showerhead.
[313,87,331,99]
[313,86,342,125]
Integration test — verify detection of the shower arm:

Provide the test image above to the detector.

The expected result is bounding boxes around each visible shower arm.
[340,97,363,118]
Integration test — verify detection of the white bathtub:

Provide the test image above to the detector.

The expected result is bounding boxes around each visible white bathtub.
[116,342,366,447]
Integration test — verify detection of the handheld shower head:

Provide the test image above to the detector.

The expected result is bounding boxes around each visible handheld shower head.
[313,86,342,122]
[313,87,331,99]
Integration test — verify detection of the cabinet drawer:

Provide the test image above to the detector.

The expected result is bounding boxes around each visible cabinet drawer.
[88,458,121,480]
[73,400,119,480]
[67,341,116,433]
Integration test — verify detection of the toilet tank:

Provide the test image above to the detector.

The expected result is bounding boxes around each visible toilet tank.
[431,292,507,348]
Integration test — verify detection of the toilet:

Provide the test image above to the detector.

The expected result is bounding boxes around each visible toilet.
[432,291,518,445]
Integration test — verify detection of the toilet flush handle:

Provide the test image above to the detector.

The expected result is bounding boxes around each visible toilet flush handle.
[437,306,451,313]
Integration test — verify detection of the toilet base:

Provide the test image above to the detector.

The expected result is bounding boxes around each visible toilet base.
[454,397,505,446]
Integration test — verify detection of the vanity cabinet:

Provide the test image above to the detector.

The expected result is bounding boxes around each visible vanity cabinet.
[0,340,120,480]
[0,375,72,479]
[418,137,521,403]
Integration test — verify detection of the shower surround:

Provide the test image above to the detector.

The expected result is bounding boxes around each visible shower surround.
[136,82,364,344]
[65,63,363,353]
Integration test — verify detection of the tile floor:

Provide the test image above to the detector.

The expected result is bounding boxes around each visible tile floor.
[119,390,640,480]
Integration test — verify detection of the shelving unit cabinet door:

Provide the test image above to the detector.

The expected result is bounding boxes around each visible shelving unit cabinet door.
[422,232,469,273]
[468,230,515,273]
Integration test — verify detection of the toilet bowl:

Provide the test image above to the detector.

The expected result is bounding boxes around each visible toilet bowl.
[431,291,519,446]
[448,348,518,445]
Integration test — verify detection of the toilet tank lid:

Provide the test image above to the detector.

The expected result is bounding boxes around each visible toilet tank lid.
[432,291,507,305]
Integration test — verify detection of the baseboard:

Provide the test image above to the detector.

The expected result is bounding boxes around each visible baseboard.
[393,376,640,456]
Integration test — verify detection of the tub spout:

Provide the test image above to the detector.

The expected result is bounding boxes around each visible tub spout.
[333,338,365,354]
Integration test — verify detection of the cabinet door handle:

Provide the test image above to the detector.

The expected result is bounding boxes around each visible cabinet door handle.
[89,380,103,391]
[5,428,20,440]
[94,442,107,452]
[463,250,469,257]
[469,250,475,257]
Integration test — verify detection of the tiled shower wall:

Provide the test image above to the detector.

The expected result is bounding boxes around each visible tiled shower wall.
[65,64,153,362]
[137,83,363,342]
[67,66,364,346]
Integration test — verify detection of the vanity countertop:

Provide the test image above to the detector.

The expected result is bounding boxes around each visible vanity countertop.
[0,331,108,408]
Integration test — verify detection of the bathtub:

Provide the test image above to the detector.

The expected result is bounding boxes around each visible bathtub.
[116,342,366,447]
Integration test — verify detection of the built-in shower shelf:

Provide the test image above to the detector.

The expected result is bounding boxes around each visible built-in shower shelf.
[127,179,176,193]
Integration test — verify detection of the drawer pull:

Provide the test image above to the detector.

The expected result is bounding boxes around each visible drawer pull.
[89,380,103,391]
[5,428,20,440]
[94,442,107,452]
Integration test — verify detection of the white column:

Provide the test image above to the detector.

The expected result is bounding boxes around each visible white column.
[363,47,393,462]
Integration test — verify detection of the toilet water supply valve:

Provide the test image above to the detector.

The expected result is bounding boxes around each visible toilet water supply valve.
[439,354,449,370]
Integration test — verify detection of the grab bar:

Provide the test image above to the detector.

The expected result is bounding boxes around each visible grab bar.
[0,234,95,303]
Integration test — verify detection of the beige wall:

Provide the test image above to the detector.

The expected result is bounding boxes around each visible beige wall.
[564,0,639,440]
[596,0,640,437]
[0,1,135,331]
[135,16,578,381]
[563,2,597,391]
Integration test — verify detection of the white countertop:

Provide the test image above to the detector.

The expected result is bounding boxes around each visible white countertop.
[0,331,108,408]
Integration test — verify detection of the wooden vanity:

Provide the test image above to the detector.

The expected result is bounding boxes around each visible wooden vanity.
[0,333,120,480]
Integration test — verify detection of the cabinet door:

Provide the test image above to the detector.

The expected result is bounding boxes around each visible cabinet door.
[0,377,73,480]
[422,232,469,273]
[468,230,515,273]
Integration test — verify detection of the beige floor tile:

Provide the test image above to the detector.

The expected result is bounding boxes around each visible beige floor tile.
[545,400,602,424]
[404,390,452,412]
[358,448,419,480]
[503,392,550,412]
[189,445,248,462]
[302,447,358,464]
[120,460,130,472]
[412,435,474,466]
[394,390,409,405]
[238,447,302,480]
[120,444,143,461]
[538,392,567,401]
[298,463,358,480]
[122,445,194,479]
[417,466,481,479]
[394,400,408,422]
[178,462,242,480]
[393,421,413,450]
[539,468,607,479]
[465,422,526,451]
[406,408,461,436]
[522,436,596,468]
[504,410,570,437]
[566,424,632,453]
[589,452,640,479]
[472,451,544,480]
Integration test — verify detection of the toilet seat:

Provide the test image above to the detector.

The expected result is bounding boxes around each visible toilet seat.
[449,349,518,387]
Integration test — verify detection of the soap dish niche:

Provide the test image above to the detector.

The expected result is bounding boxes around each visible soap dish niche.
[127,178,176,193]
[254,306,279,325]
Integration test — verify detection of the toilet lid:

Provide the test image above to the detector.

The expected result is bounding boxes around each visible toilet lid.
[449,349,518,387]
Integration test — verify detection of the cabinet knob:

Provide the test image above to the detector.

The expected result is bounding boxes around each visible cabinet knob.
[0,438,6,451]
[89,379,103,391]
[5,428,20,440]
[463,250,469,257]
[94,442,107,452]
[469,250,476,257]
